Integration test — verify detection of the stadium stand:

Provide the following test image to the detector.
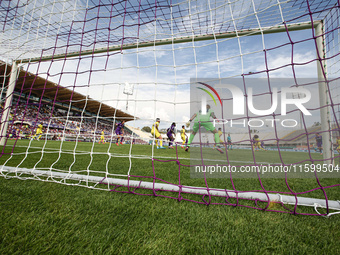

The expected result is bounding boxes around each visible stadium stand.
[0,61,137,142]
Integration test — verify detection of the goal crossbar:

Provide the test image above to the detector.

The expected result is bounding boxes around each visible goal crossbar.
[17,21,320,64]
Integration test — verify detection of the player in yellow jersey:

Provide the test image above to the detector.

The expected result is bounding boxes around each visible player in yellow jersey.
[213,128,224,149]
[252,135,266,151]
[218,128,224,145]
[335,136,340,154]
[31,124,43,141]
[180,125,188,148]
[151,118,165,149]
[99,131,105,144]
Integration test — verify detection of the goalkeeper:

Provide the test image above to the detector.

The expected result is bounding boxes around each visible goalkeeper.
[185,104,223,153]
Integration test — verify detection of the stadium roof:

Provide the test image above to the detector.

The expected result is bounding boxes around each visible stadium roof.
[0,62,136,122]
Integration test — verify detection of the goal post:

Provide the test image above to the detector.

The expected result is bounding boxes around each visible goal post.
[315,21,333,165]
[0,61,18,146]
[1,21,331,159]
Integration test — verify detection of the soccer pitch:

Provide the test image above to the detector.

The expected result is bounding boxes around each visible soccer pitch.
[1,140,340,254]
[1,140,339,210]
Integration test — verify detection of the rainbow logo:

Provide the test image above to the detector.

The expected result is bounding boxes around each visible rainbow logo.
[196,82,223,107]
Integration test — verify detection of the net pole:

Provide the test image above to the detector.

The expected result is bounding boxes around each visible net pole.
[1,166,340,212]
[315,21,333,164]
[0,61,18,146]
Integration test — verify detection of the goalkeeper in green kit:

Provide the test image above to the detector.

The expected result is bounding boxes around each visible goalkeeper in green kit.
[185,104,223,154]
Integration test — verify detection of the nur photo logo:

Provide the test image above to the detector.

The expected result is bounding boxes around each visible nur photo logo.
[194,79,314,129]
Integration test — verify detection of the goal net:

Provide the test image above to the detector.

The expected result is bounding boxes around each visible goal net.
[0,0,340,216]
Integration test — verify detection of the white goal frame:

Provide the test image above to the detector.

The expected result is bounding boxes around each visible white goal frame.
[1,19,339,215]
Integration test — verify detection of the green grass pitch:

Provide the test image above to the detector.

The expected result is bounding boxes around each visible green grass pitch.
[1,139,340,254]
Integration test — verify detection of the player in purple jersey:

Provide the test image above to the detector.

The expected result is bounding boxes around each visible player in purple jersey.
[315,133,323,155]
[166,122,176,149]
[115,121,125,145]
[260,140,266,150]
